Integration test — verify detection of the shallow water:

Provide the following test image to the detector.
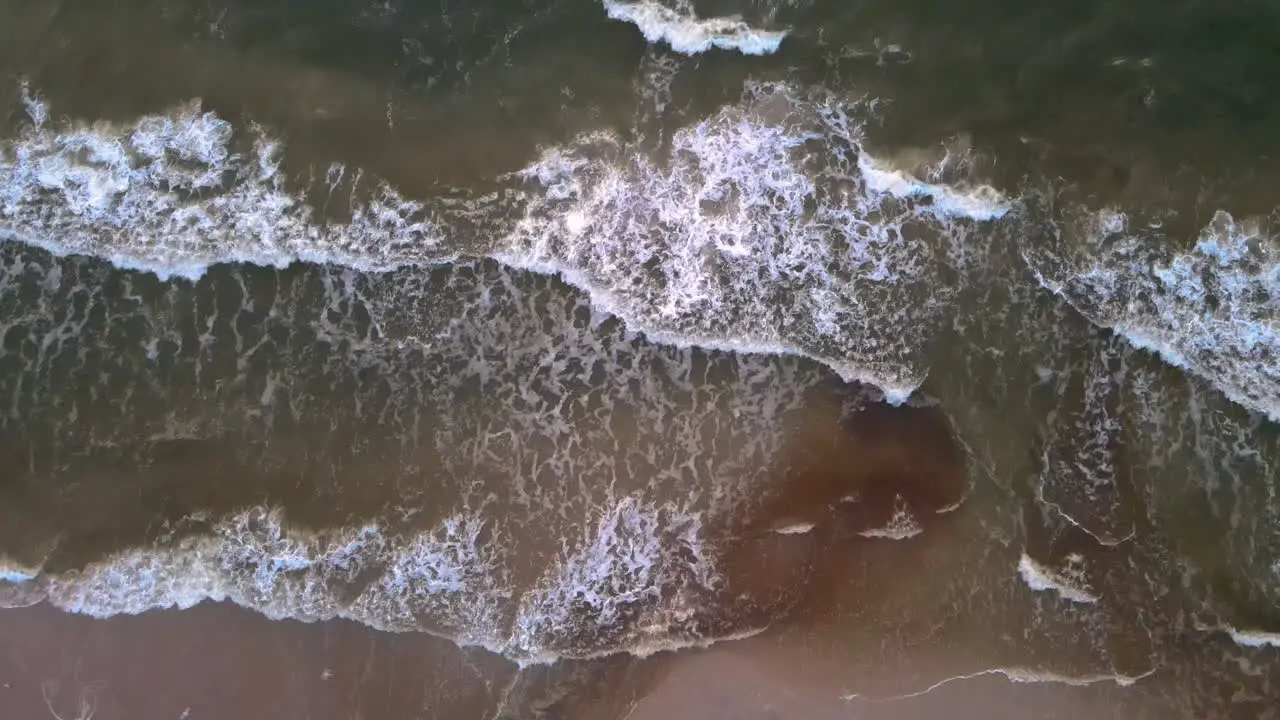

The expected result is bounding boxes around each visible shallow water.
[1,0,1279,717]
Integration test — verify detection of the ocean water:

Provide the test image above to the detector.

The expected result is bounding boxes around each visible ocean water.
[1,0,1279,717]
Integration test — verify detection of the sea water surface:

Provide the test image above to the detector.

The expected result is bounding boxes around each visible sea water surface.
[1,0,1279,718]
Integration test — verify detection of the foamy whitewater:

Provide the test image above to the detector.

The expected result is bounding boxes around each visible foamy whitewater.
[1017,553,1099,605]
[602,0,788,55]
[5,72,1280,703]
[0,90,456,278]
[0,80,1022,664]
[1025,205,1280,421]
[7,503,722,664]
[856,496,923,539]
[500,82,1010,401]
[0,244,829,662]
[0,82,1008,404]
[0,126,829,662]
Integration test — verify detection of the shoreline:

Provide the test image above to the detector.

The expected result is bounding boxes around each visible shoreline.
[0,601,1218,720]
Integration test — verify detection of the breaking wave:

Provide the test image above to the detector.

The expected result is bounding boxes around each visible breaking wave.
[0,82,1008,403]
[5,73,1280,681]
[3,502,734,664]
[0,88,449,277]
[1017,553,1099,605]
[1024,205,1280,421]
[601,0,788,56]
[1226,628,1280,649]
[500,83,1008,400]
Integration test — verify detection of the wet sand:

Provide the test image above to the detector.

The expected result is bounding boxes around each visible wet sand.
[0,602,513,720]
[0,601,1205,720]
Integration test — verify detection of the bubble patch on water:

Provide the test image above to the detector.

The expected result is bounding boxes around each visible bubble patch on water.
[1036,328,1136,547]
[3,490,752,663]
[9,508,504,649]
[507,496,720,662]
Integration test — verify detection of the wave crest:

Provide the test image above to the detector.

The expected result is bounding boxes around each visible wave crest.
[0,92,447,278]
[501,82,1007,400]
[1,83,1007,402]
[5,502,728,664]
[602,0,787,56]
[1025,206,1280,420]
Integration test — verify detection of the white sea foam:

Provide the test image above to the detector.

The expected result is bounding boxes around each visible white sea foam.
[1017,553,1098,604]
[1028,207,1280,420]
[1123,361,1280,628]
[1,84,1004,409]
[608,625,768,659]
[858,153,1009,222]
[0,558,38,584]
[1,234,822,660]
[995,666,1154,687]
[0,94,447,280]
[843,664,1154,701]
[1195,619,1280,650]
[602,0,787,56]
[0,249,813,656]
[0,85,1016,662]
[1226,627,1280,649]
[11,501,732,663]
[857,495,923,539]
[500,82,1006,402]
[508,497,718,662]
[772,521,816,535]
[1036,330,1135,547]
[34,508,510,648]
